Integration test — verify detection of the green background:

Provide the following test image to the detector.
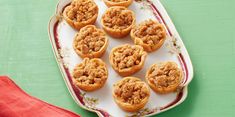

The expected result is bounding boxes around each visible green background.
[0,0,235,116]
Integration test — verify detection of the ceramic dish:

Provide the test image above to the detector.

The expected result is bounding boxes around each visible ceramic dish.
[48,0,194,116]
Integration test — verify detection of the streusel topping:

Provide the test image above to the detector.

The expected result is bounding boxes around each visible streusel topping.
[74,25,106,54]
[132,19,166,46]
[65,0,98,22]
[148,62,182,87]
[114,78,149,104]
[102,7,134,30]
[73,58,107,85]
[111,45,145,70]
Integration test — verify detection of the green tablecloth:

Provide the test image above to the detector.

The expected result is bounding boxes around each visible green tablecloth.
[0,0,234,116]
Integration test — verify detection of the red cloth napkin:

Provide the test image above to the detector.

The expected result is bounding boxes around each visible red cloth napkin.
[0,76,81,117]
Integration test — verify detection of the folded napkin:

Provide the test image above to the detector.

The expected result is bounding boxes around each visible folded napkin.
[0,76,81,117]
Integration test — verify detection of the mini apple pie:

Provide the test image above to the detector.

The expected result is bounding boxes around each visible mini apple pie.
[109,44,147,76]
[131,19,167,52]
[113,77,150,112]
[73,25,108,58]
[146,61,183,94]
[72,58,108,92]
[101,6,135,38]
[63,0,98,30]
[103,0,133,8]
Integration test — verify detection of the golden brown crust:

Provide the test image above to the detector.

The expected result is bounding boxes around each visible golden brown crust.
[109,44,147,76]
[73,25,108,58]
[63,0,98,30]
[113,77,150,112]
[72,58,108,92]
[131,19,166,52]
[103,0,133,8]
[101,6,135,38]
[146,61,183,94]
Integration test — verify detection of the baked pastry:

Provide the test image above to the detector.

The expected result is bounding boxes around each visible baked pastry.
[130,19,167,52]
[113,77,150,112]
[72,58,108,92]
[73,25,108,58]
[146,61,183,94]
[103,0,133,8]
[109,44,147,76]
[63,0,98,30]
[101,6,135,38]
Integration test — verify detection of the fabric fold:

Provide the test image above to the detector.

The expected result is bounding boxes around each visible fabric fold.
[0,76,81,117]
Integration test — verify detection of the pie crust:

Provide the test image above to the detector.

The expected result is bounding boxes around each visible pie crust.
[101,6,135,38]
[130,19,167,52]
[146,61,183,94]
[72,58,108,92]
[113,77,150,112]
[73,25,108,58]
[109,44,147,76]
[103,0,133,8]
[63,0,98,30]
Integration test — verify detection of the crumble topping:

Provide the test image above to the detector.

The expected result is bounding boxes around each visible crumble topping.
[73,58,107,85]
[114,78,149,104]
[148,62,182,88]
[132,19,166,46]
[65,0,98,22]
[74,25,106,54]
[102,7,134,30]
[111,45,145,70]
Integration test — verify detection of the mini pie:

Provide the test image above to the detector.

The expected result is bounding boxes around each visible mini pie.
[72,58,108,92]
[131,19,167,52]
[73,25,108,58]
[146,61,183,94]
[101,6,135,38]
[63,0,98,30]
[103,0,133,8]
[109,44,147,76]
[113,77,150,112]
